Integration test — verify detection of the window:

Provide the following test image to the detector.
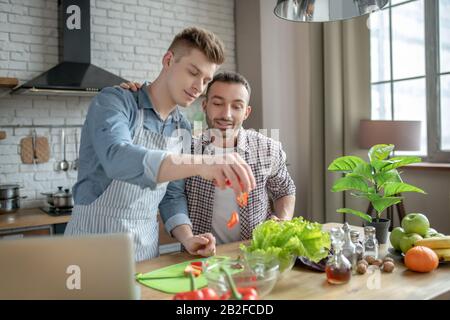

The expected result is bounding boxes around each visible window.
[370,0,450,162]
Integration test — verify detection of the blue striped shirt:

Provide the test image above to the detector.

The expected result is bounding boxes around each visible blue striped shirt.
[73,85,192,233]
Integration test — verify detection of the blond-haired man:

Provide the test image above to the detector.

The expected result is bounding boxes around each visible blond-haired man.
[65,27,255,262]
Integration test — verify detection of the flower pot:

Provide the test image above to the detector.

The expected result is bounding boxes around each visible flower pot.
[365,218,391,244]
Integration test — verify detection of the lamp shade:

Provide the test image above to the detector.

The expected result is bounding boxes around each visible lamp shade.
[358,120,422,151]
[274,0,389,23]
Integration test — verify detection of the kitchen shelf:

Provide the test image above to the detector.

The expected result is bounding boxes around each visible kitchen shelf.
[0,77,19,88]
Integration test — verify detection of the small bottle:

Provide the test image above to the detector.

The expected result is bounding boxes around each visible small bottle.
[350,230,365,273]
[363,226,379,259]
[342,223,356,263]
[326,227,352,284]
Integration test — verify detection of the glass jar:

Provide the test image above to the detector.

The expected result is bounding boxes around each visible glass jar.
[342,223,356,263]
[363,226,378,259]
[350,230,365,273]
[325,227,352,284]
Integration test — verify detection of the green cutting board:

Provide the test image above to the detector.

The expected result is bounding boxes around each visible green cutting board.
[136,256,234,293]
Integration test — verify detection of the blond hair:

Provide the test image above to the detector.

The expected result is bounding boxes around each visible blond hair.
[168,27,225,65]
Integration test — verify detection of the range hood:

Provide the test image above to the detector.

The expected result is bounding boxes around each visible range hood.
[12,0,127,96]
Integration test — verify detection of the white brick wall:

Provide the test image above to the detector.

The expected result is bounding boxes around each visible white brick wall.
[0,0,236,209]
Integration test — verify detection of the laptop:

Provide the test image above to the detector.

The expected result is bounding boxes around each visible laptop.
[0,233,140,300]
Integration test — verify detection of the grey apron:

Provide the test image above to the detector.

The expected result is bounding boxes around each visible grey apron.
[65,97,182,262]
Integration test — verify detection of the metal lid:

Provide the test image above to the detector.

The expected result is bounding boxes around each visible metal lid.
[0,184,21,190]
[350,230,360,241]
[54,187,72,198]
[364,226,376,235]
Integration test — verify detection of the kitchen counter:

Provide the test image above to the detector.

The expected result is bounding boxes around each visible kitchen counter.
[136,223,450,300]
[0,208,70,231]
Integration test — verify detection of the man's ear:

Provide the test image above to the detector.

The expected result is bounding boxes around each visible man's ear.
[244,105,252,120]
[162,51,174,68]
[201,98,207,112]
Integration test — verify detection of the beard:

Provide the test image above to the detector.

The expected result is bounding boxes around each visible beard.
[204,112,242,147]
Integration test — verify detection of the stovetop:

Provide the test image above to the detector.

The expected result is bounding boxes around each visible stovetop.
[40,206,72,216]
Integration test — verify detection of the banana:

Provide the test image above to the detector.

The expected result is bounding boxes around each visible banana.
[415,236,450,249]
[432,248,450,261]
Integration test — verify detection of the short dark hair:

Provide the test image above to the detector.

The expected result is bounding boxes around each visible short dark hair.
[168,27,225,65]
[205,71,252,101]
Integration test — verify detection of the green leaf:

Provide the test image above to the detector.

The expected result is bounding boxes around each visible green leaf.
[368,144,394,162]
[374,170,402,187]
[328,156,366,172]
[383,182,426,197]
[382,156,422,171]
[371,159,393,172]
[336,208,372,222]
[349,192,373,203]
[370,196,403,214]
[331,176,369,193]
[350,163,374,181]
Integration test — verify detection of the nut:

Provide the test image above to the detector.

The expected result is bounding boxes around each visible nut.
[382,261,395,273]
[383,257,394,263]
[372,259,383,267]
[357,259,369,266]
[356,263,368,274]
[365,256,376,264]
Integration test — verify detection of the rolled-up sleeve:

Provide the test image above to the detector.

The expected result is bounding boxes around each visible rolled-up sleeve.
[87,87,167,189]
[267,142,296,200]
[158,179,192,235]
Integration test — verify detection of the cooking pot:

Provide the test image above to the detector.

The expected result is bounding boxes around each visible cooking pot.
[0,196,27,214]
[53,188,74,208]
[42,186,73,208]
[0,184,22,200]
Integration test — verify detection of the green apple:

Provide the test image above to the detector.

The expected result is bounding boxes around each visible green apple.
[399,233,423,254]
[401,213,430,237]
[390,227,405,251]
[424,228,438,238]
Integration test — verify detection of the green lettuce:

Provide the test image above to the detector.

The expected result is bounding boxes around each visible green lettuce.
[240,217,331,271]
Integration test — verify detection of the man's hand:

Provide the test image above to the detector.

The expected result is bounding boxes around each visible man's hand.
[118,81,142,92]
[182,233,216,257]
[196,152,256,195]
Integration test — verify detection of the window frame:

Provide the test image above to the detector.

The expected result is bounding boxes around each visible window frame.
[370,0,450,162]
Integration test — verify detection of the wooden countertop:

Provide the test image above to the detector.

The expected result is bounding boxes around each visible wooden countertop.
[0,208,71,231]
[136,223,450,300]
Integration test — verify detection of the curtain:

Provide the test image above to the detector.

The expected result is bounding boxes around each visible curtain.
[304,16,371,225]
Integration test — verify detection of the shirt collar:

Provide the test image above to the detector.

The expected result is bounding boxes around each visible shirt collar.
[200,128,249,154]
[138,83,181,122]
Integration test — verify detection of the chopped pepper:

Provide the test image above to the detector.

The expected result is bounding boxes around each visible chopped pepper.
[173,267,219,300]
[190,261,204,268]
[227,211,239,229]
[236,192,248,207]
[184,265,202,277]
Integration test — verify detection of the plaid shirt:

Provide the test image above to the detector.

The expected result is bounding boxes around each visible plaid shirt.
[185,129,296,240]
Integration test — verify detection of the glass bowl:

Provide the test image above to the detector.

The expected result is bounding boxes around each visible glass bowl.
[204,257,279,299]
[241,251,297,279]
[277,254,297,278]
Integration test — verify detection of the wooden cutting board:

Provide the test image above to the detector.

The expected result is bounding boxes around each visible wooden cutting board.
[20,136,50,164]
[0,77,19,88]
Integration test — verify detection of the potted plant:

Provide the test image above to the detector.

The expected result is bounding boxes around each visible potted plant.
[328,144,426,244]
